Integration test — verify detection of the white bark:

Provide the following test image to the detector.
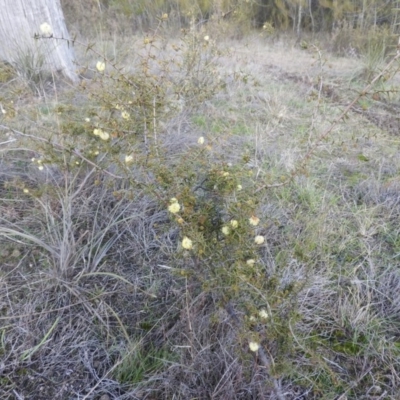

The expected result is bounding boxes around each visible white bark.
[0,0,78,82]
[297,5,302,38]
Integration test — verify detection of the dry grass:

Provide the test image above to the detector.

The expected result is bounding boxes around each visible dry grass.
[1,25,400,400]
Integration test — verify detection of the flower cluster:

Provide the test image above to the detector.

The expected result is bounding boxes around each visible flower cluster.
[32,157,44,171]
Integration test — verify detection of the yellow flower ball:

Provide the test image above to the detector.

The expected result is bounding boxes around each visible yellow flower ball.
[254,235,265,245]
[246,259,255,266]
[249,341,260,352]
[99,130,109,141]
[230,220,238,229]
[198,136,205,145]
[40,22,52,36]
[125,155,134,164]
[259,309,268,320]
[249,215,260,226]
[96,61,106,72]
[221,226,230,235]
[121,111,130,120]
[168,202,181,214]
[182,237,193,250]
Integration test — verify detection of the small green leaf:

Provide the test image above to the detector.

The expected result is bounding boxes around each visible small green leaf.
[357,154,369,162]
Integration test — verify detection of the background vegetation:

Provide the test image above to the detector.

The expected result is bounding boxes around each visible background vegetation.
[1,0,400,399]
[62,0,400,38]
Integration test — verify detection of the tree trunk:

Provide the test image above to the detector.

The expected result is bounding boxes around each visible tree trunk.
[0,0,78,82]
[309,0,315,34]
[297,4,302,38]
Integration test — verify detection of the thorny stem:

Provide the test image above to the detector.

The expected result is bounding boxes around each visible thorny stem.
[0,124,123,179]
[255,48,400,193]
